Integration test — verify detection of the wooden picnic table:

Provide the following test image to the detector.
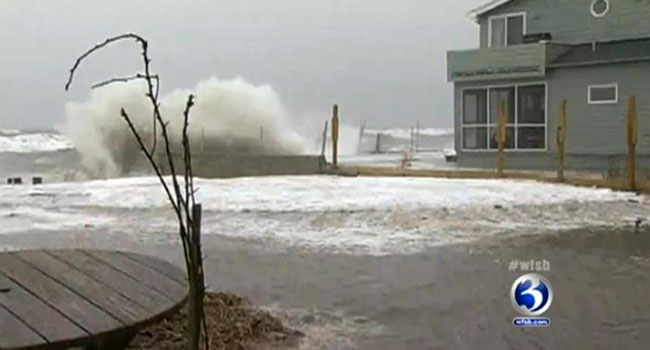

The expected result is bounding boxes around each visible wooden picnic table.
[0,249,188,350]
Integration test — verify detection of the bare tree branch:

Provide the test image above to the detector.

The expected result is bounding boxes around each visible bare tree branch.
[65,33,146,91]
[66,33,208,350]
[91,73,159,90]
[119,109,179,212]
[94,74,162,155]
[182,94,196,213]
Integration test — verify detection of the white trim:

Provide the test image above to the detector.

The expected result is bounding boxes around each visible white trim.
[488,12,527,48]
[468,0,515,20]
[587,83,619,104]
[460,82,548,153]
[590,0,610,18]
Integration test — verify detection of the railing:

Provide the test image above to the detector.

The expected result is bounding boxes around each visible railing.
[447,42,548,82]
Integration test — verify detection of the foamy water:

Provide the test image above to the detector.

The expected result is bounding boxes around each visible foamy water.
[0,176,647,254]
[62,77,309,178]
[0,133,73,153]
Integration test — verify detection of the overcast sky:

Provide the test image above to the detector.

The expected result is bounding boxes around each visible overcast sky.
[0,0,484,130]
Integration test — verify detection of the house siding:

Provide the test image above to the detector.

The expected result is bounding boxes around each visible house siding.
[453,61,650,170]
[478,0,650,48]
[547,61,650,155]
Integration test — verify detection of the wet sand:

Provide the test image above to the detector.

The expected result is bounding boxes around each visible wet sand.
[2,227,650,349]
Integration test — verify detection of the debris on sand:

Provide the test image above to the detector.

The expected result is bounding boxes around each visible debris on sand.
[127,292,303,350]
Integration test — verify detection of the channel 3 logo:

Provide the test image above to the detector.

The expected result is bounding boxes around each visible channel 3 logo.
[510,273,553,328]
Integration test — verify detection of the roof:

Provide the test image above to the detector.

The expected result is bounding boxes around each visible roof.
[467,0,515,20]
[549,37,650,67]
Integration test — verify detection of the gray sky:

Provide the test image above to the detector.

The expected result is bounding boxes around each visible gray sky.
[0,0,484,130]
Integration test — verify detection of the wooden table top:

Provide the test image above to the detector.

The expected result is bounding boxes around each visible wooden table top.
[0,249,188,350]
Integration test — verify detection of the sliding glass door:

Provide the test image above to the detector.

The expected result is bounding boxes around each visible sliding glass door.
[461,83,546,151]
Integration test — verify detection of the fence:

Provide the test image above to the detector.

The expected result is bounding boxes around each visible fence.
[329,98,650,193]
[354,121,454,155]
[488,96,647,191]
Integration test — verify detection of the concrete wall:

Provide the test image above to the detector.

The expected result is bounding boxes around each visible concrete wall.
[478,0,650,48]
[164,154,326,178]
[0,149,78,184]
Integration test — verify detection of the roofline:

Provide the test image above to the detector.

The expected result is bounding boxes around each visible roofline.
[548,56,650,69]
[467,0,514,20]
[548,36,650,68]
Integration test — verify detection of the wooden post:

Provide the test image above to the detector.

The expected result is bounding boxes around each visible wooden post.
[627,96,638,190]
[332,104,340,168]
[497,100,507,177]
[416,121,420,152]
[357,120,366,154]
[375,133,381,153]
[557,99,567,182]
[321,120,328,157]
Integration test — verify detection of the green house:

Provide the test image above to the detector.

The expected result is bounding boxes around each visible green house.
[446,0,650,172]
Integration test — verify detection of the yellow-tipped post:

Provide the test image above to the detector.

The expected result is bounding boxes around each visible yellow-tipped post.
[627,96,638,190]
[497,100,507,178]
[332,104,340,168]
[557,99,567,182]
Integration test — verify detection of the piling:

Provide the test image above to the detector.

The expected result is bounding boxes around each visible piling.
[627,96,638,190]
[332,104,340,168]
[497,100,507,178]
[557,99,567,182]
[321,120,328,157]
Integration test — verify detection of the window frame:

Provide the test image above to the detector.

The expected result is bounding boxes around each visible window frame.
[587,83,619,105]
[460,82,548,153]
[590,0,610,18]
[488,12,527,48]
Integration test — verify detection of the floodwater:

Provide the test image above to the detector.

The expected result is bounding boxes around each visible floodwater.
[2,148,650,349]
[3,227,650,349]
[0,149,77,183]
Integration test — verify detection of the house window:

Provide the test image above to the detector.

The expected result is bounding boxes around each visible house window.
[591,0,610,18]
[462,89,488,149]
[489,13,525,48]
[517,85,546,149]
[461,83,546,151]
[488,87,515,149]
[588,84,618,104]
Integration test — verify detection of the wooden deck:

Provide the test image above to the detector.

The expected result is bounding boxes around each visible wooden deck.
[0,249,187,350]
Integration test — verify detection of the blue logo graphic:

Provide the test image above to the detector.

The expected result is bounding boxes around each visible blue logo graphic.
[510,273,553,317]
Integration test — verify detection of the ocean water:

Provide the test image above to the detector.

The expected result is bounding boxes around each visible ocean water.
[2,133,650,349]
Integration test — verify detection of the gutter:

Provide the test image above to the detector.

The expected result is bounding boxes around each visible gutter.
[548,56,650,69]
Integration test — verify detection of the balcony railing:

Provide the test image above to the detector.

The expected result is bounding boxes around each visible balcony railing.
[447,42,548,82]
